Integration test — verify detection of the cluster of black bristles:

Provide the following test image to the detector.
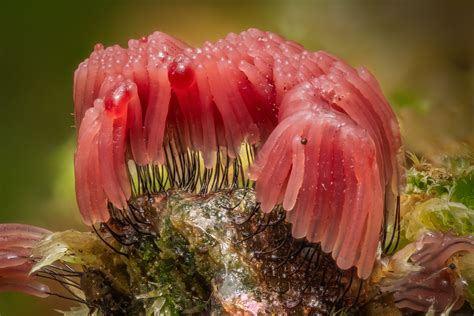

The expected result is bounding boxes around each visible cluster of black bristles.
[88,198,161,314]
[34,263,87,306]
[230,198,364,315]
[126,137,400,257]
[381,195,401,255]
[129,139,256,198]
[98,196,160,256]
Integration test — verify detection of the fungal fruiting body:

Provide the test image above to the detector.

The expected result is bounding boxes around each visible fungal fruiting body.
[73,28,404,279]
[0,224,51,297]
[381,232,474,312]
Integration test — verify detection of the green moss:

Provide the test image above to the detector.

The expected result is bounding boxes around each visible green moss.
[128,215,210,314]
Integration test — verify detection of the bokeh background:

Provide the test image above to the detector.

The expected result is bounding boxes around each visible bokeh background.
[0,0,472,314]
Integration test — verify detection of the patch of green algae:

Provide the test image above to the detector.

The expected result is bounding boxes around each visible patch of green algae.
[402,155,474,241]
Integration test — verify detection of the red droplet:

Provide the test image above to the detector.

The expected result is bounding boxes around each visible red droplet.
[168,60,195,90]
[104,82,133,117]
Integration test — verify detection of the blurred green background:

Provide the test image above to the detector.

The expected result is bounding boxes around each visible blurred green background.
[0,0,472,314]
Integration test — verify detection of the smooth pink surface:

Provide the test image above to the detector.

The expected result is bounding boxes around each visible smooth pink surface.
[0,224,51,298]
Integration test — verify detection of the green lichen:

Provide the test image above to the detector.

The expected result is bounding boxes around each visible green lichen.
[402,156,474,242]
[402,198,474,240]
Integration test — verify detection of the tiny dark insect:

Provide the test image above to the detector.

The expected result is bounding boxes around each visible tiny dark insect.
[73,28,405,279]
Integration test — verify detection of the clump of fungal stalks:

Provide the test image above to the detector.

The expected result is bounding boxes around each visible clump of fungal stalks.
[1,29,473,315]
[73,28,405,281]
